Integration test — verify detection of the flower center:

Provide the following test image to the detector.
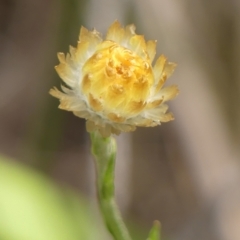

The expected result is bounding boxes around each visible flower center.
[81,41,154,119]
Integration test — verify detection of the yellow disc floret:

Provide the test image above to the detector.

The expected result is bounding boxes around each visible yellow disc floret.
[82,41,154,120]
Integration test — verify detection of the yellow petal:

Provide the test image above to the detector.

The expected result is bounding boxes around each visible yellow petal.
[81,74,92,94]
[75,41,90,64]
[153,58,176,93]
[131,77,151,102]
[144,106,172,122]
[164,62,176,78]
[153,55,166,84]
[59,99,86,111]
[124,24,136,40]
[50,88,87,112]
[69,45,76,58]
[158,112,174,122]
[98,124,112,137]
[154,73,167,93]
[49,87,66,99]
[79,26,102,47]
[73,110,91,119]
[88,93,103,112]
[160,85,179,102]
[125,100,146,115]
[128,117,154,127]
[145,98,163,109]
[86,120,98,132]
[106,20,125,44]
[107,113,125,123]
[55,63,76,87]
[146,40,157,63]
[113,123,136,133]
[129,35,147,57]
[57,52,66,63]
[111,127,121,135]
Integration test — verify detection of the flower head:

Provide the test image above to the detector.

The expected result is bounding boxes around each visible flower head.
[50,21,179,137]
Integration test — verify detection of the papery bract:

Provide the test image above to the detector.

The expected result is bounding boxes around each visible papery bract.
[50,21,179,137]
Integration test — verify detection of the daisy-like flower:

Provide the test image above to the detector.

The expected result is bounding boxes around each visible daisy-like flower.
[50,21,179,137]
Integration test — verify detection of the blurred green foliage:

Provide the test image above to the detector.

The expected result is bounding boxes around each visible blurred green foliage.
[0,155,105,240]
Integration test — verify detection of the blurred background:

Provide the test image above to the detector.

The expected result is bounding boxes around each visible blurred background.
[0,0,240,239]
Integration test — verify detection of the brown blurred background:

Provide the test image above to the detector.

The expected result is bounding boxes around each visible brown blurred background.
[0,0,240,239]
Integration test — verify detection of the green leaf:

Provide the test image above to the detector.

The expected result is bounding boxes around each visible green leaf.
[0,154,104,240]
[147,221,161,240]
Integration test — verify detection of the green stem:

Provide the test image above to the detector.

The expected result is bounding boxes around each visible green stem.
[90,131,132,240]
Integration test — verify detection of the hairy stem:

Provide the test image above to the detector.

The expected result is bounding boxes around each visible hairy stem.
[90,131,132,240]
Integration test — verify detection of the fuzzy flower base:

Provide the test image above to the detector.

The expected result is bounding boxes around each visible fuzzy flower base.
[50,21,179,137]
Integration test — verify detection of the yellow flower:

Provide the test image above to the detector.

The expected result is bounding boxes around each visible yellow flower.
[50,21,179,137]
